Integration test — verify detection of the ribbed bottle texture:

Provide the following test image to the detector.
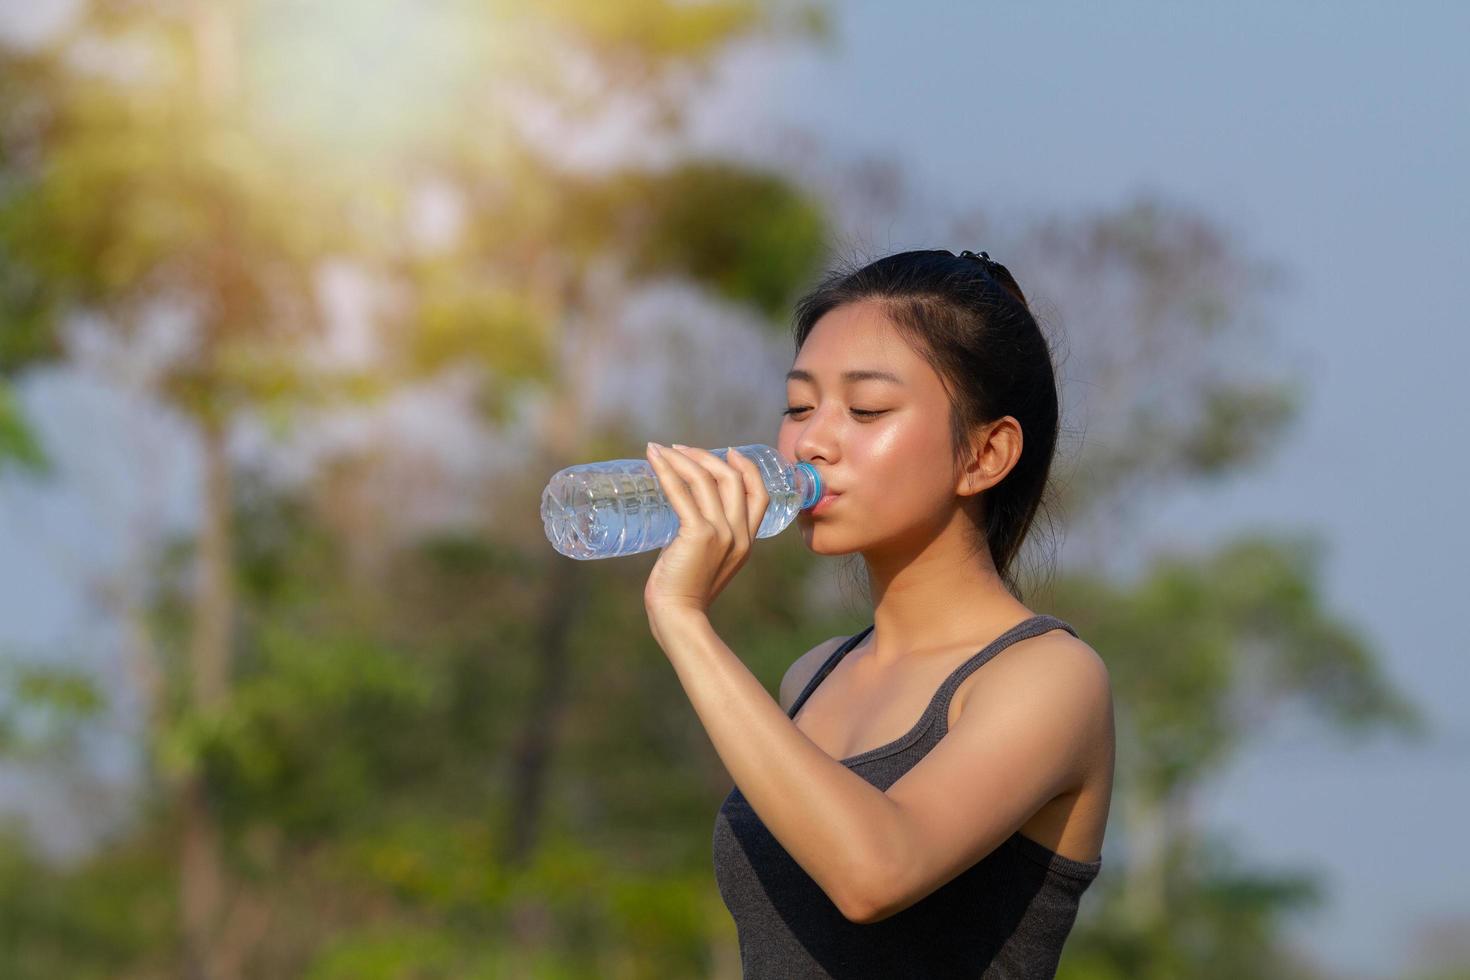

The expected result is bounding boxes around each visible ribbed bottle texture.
[540,443,821,560]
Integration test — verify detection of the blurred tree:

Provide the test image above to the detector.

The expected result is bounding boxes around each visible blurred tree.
[0,0,831,976]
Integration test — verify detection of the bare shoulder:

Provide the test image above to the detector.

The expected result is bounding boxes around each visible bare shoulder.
[778,634,850,714]
[969,629,1112,723]
[1016,630,1109,695]
[1045,630,1110,683]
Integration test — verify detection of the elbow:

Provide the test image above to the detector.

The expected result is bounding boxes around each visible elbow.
[838,891,881,925]
[832,800,912,923]
[835,864,900,925]
[840,889,899,925]
[829,869,876,924]
[838,817,910,924]
[841,900,882,926]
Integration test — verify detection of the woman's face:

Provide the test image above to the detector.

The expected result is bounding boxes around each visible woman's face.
[777,299,962,556]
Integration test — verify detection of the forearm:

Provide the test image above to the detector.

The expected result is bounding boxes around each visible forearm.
[651,608,902,917]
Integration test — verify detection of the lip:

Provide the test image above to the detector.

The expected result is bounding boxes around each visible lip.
[810,491,841,514]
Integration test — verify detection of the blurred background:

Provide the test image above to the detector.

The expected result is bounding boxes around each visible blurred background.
[1,1,1465,977]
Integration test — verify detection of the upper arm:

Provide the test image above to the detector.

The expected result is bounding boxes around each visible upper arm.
[855,638,1111,924]
[779,635,847,714]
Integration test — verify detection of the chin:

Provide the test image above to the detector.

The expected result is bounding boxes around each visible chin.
[797,520,861,556]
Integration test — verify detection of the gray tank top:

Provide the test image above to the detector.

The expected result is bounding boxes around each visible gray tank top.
[711,615,1101,979]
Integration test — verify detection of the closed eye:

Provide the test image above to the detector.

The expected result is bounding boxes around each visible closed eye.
[781,407,886,419]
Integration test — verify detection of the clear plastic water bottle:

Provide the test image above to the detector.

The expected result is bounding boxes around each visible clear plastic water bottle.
[540,443,822,560]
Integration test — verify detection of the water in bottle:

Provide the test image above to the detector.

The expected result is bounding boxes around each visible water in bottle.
[540,443,822,559]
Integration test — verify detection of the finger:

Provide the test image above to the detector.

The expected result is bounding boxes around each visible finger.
[673,445,750,545]
[646,442,706,532]
[720,446,770,540]
[652,443,727,537]
[660,445,731,538]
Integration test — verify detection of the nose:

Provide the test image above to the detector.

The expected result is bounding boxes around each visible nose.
[790,405,840,467]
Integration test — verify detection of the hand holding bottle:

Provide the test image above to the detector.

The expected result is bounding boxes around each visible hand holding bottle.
[642,442,768,622]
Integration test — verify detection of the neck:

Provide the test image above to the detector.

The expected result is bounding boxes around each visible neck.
[858,508,1035,667]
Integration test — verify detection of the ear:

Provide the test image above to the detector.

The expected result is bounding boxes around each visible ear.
[955,416,1023,498]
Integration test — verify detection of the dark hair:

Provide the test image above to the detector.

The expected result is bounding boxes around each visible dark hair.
[790,248,1067,602]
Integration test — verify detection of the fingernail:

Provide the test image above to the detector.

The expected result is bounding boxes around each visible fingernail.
[671,443,687,450]
[647,441,661,455]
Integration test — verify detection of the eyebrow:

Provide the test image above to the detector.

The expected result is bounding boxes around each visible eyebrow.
[784,368,904,385]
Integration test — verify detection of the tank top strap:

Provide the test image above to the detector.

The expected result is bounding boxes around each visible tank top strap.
[786,615,1077,722]
[786,625,876,719]
[931,614,1079,718]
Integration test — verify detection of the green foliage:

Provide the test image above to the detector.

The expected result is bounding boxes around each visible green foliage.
[1055,532,1425,803]
[617,158,832,321]
[303,923,501,980]
[0,822,175,980]
[533,0,769,70]
[0,658,105,761]
[412,276,552,384]
[1060,829,1327,980]
[0,256,63,376]
[1179,378,1305,473]
[1407,965,1470,980]
[0,79,335,306]
[183,626,440,836]
[0,379,48,474]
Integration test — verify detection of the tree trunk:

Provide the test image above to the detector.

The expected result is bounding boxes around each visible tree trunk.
[498,254,638,923]
[178,3,243,972]
[502,554,588,874]
[180,774,227,980]
[498,254,604,871]
[179,415,238,980]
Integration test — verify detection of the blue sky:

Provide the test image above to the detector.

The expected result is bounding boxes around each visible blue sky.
[3,1,1468,976]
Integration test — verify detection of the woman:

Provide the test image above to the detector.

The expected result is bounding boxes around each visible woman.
[642,248,1114,978]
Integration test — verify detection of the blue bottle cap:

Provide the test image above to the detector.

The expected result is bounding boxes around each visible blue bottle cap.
[796,461,822,509]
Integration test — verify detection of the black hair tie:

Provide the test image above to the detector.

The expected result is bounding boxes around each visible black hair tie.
[957,249,1029,307]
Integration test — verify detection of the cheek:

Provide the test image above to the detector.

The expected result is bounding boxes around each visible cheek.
[860,424,950,504]
[860,421,926,476]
